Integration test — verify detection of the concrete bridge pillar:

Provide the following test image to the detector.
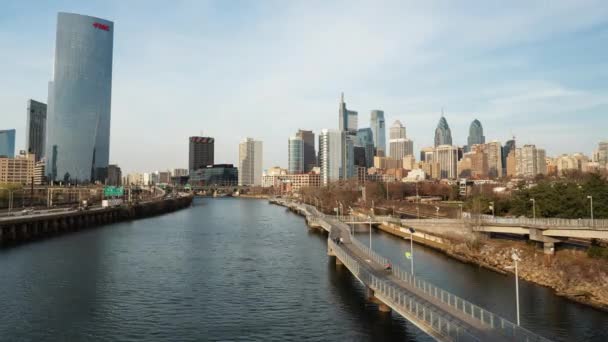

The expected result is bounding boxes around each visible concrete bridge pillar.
[543,242,555,255]
[377,302,391,312]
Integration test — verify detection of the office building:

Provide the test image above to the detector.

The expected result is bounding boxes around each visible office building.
[484,141,503,178]
[388,120,414,161]
[26,99,47,161]
[296,130,316,172]
[106,164,122,186]
[172,168,189,177]
[0,152,35,185]
[356,128,374,167]
[46,13,114,183]
[190,164,238,186]
[288,136,304,174]
[0,129,16,158]
[373,156,402,170]
[159,171,171,184]
[338,93,357,133]
[515,144,547,178]
[239,138,263,186]
[596,141,608,170]
[502,138,516,175]
[189,136,214,171]
[370,110,386,155]
[34,161,46,185]
[435,145,458,179]
[466,119,485,152]
[420,147,434,162]
[434,115,453,147]
[319,129,343,185]
[261,173,321,193]
[402,155,416,170]
[389,120,406,140]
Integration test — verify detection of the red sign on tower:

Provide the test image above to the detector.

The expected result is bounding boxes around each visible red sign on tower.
[93,22,110,31]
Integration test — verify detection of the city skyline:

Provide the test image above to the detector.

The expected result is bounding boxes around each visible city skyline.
[2,2,608,173]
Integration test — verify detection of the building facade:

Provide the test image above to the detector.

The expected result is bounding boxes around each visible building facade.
[370,110,386,155]
[189,136,214,171]
[190,164,238,186]
[296,130,316,172]
[515,144,547,178]
[0,129,16,158]
[319,129,343,185]
[238,138,263,186]
[46,12,114,183]
[338,93,357,133]
[106,164,122,186]
[288,136,304,174]
[356,128,374,168]
[26,99,47,161]
[434,116,453,147]
[0,152,35,185]
[435,145,458,179]
[596,141,608,170]
[484,141,503,178]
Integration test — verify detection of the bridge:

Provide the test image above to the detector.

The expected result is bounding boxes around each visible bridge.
[270,199,551,342]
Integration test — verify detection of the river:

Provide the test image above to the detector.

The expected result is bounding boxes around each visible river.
[0,198,606,341]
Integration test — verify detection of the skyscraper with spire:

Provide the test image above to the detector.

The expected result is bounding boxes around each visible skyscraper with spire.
[434,112,453,147]
[370,110,386,155]
[338,93,357,132]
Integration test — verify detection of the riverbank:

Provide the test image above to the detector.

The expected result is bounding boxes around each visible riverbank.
[0,195,193,246]
[376,221,608,312]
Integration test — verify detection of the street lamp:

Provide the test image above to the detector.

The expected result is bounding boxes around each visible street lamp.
[489,201,495,218]
[435,206,440,219]
[459,204,463,220]
[408,227,415,275]
[530,198,536,220]
[368,215,373,250]
[510,252,521,326]
[416,205,420,220]
[587,195,594,227]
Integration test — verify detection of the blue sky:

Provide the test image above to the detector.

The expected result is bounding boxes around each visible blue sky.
[1,1,608,173]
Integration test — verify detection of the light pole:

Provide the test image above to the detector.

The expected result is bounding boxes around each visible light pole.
[409,227,415,275]
[459,204,463,220]
[511,253,521,326]
[416,205,420,220]
[587,195,594,227]
[368,215,373,250]
[435,206,440,219]
[489,201,495,218]
[530,198,536,220]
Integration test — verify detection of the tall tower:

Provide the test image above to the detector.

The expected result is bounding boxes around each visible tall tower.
[467,119,485,151]
[288,136,304,174]
[238,138,263,186]
[45,12,114,183]
[389,120,413,160]
[296,129,316,172]
[189,136,215,171]
[370,110,386,154]
[434,114,453,147]
[26,99,47,161]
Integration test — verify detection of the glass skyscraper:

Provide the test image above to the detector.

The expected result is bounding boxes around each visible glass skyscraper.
[370,110,386,154]
[26,99,47,161]
[466,119,485,152]
[45,12,114,183]
[434,116,453,147]
[0,129,16,158]
[288,136,304,174]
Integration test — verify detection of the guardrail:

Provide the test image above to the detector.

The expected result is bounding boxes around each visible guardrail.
[343,210,549,341]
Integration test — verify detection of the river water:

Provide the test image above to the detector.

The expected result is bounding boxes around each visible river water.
[0,198,606,341]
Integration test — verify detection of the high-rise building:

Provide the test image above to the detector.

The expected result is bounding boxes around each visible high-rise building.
[238,138,263,186]
[370,110,386,155]
[190,164,238,186]
[0,152,35,185]
[435,145,458,179]
[466,119,485,152]
[189,136,214,171]
[106,164,122,186]
[296,130,316,172]
[288,136,304,174]
[555,154,590,175]
[434,115,453,147]
[502,138,516,175]
[172,168,189,177]
[484,141,503,178]
[338,93,358,133]
[596,141,608,170]
[389,120,413,161]
[515,144,547,178]
[319,129,344,185]
[45,13,114,184]
[506,150,517,177]
[420,147,434,162]
[34,161,46,185]
[356,128,374,167]
[26,100,47,161]
[0,129,16,158]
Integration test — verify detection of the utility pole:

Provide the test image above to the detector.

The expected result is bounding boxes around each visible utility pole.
[530,198,536,220]
[587,195,594,227]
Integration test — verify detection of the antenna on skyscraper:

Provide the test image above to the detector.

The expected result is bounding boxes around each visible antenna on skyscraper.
[341,92,344,103]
